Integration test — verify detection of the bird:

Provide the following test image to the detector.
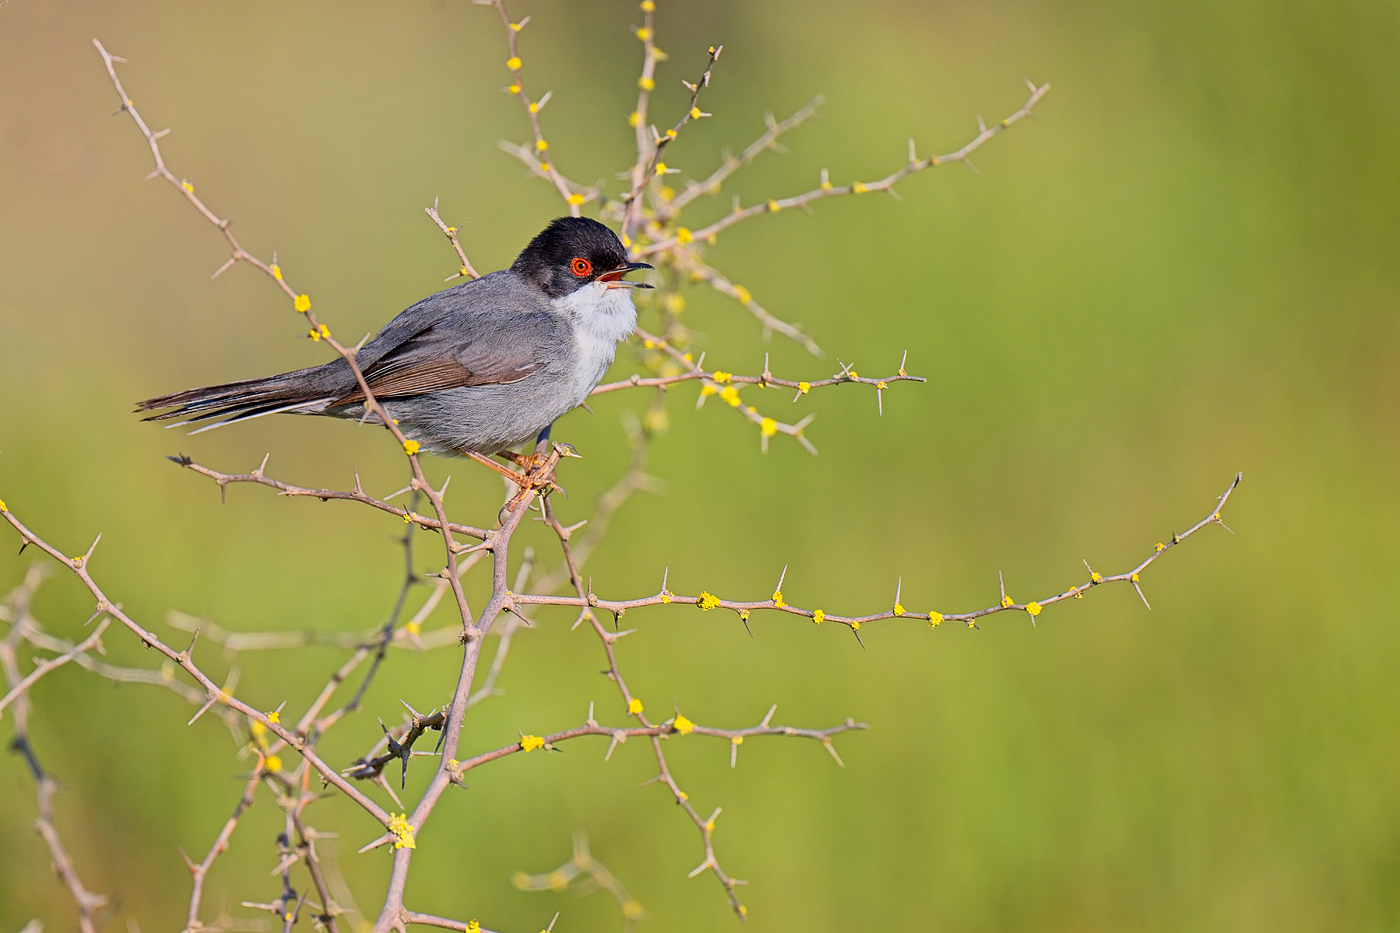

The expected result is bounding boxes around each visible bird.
[136,216,652,495]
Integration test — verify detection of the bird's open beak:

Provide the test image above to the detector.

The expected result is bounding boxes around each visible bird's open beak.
[599,261,654,288]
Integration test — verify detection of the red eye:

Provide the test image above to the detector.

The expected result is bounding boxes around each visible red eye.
[571,257,592,277]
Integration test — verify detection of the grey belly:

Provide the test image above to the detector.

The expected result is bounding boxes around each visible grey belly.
[331,377,579,456]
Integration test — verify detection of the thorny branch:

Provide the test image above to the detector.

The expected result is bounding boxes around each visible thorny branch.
[0,6,1240,933]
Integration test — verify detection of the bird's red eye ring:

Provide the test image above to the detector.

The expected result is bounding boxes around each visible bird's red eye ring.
[570,257,592,277]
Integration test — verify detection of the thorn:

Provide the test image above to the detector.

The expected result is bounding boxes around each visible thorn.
[1132,580,1152,610]
[188,695,217,726]
[823,739,846,768]
[760,704,777,728]
[211,257,237,280]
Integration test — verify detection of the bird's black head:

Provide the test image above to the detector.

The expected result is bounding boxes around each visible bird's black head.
[512,216,653,299]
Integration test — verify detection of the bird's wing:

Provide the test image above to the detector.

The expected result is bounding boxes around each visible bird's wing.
[333,311,564,405]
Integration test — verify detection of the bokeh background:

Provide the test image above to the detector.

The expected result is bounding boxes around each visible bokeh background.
[2,0,1398,930]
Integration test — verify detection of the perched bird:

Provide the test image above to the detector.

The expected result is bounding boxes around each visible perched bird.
[137,216,651,487]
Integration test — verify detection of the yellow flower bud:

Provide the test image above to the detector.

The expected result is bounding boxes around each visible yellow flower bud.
[506,56,522,70]
[293,294,311,313]
[628,697,644,715]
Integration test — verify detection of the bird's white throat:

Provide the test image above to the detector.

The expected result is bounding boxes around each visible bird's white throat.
[555,281,639,400]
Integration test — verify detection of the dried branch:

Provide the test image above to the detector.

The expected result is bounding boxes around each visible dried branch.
[1,574,110,933]
[637,80,1051,258]
[424,198,481,281]
[482,0,590,213]
[512,473,1243,638]
[513,832,643,932]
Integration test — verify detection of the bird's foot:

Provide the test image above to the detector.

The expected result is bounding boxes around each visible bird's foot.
[473,443,580,512]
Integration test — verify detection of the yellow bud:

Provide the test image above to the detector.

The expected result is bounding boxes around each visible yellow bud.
[690,107,702,119]
[1001,594,1014,608]
[637,27,652,40]
[673,714,695,734]
[731,735,744,745]
[293,294,311,313]
[798,381,810,394]
[893,603,905,616]
[928,612,943,627]
[640,0,655,9]
[628,110,640,127]
[181,180,194,193]
[666,128,677,139]
[639,76,655,91]
[655,161,668,174]
[767,199,780,212]
[506,56,522,70]
[760,418,777,437]
[850,620,861,630]
[403,439,421,456]
[267,710,280,724]
[719,386,740,407]
[663,292,685,313]
[528,101,539,113]
[812,609,824,625]
[568,193,584,205]
[771,590,785,609]
[628,697,644,715]
[405,621,421,636]
[1026,602,1042,617]
[676,227,693,244]
[264,755,282,773]
[852,181,869,194]
[520,734,545,752]
[270,264,282,280]
[508,84,521,94]
[535,139,548,151]
[0,499,6,512]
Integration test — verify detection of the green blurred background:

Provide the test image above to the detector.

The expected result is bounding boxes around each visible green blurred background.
[2,0,1397,930]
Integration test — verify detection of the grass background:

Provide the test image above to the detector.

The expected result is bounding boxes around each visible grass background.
[1,0,1397,930]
